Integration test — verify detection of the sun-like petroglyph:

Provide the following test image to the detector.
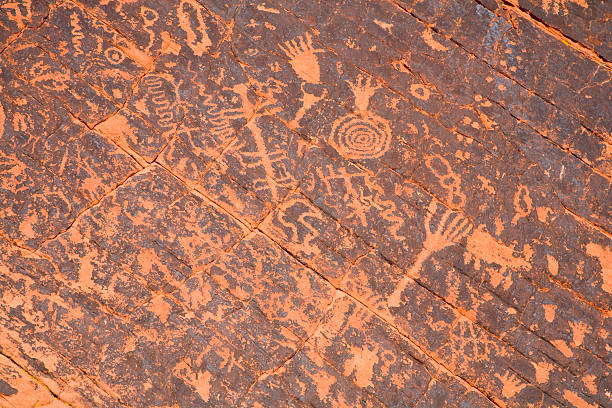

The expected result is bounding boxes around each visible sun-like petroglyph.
[329,75,392,159]
[388,200,472,308]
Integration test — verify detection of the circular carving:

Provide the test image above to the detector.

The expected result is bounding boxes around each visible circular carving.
[105,47,125,65]
[329,113,392,159]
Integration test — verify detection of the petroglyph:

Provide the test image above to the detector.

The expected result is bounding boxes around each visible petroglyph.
[140,6,159,52]
[586,242,612,294]
[329,75,392,159]
[425,155,466,208]
[389,200,472,307]
[177,0,213,56]
[70,12,84,56]
[541,0,588,15]
[1,2,609,407]
[1,0,32,27]
[279,32,324,84]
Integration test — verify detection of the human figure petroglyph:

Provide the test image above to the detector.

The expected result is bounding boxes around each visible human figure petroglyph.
[388,200,472,308]
[512,185,532,225]
[329,75,392,159]
[178,0,212,57]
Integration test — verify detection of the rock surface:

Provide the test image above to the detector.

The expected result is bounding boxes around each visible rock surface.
[0,0,610,407]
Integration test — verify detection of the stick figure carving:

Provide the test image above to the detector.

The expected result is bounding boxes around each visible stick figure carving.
[329,75,392,159]
[388,200,472,308]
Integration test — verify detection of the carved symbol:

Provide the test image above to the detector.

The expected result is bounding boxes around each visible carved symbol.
[425,155,465,208]
[279,33,327,128]
[541,0,587,15]
[330,114,392,159]
[70,12,84,56]
[140,74,178,129]
[279,32,323,84]
[140,6,159,52]
[1,0,32,28]
[586,242,612,294]
[511,185,532,225]
[178,0,212,56]
[329,75,392,160]
[388,200,472,308]
[104,47,125,65]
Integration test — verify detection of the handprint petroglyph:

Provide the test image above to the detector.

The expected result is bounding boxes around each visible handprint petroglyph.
[279,33,327,128]
[388,200,472,308]
[279,32,323,84]
[330,75,392,159]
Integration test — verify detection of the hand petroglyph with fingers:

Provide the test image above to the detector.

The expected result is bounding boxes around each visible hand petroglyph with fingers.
[279,32,324,84]
[388,200,472,308]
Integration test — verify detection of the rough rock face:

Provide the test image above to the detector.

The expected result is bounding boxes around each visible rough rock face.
[0,0,610,407]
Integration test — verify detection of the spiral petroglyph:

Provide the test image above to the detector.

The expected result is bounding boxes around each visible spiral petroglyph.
[329,113,392,159]
[328,74,393,160]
